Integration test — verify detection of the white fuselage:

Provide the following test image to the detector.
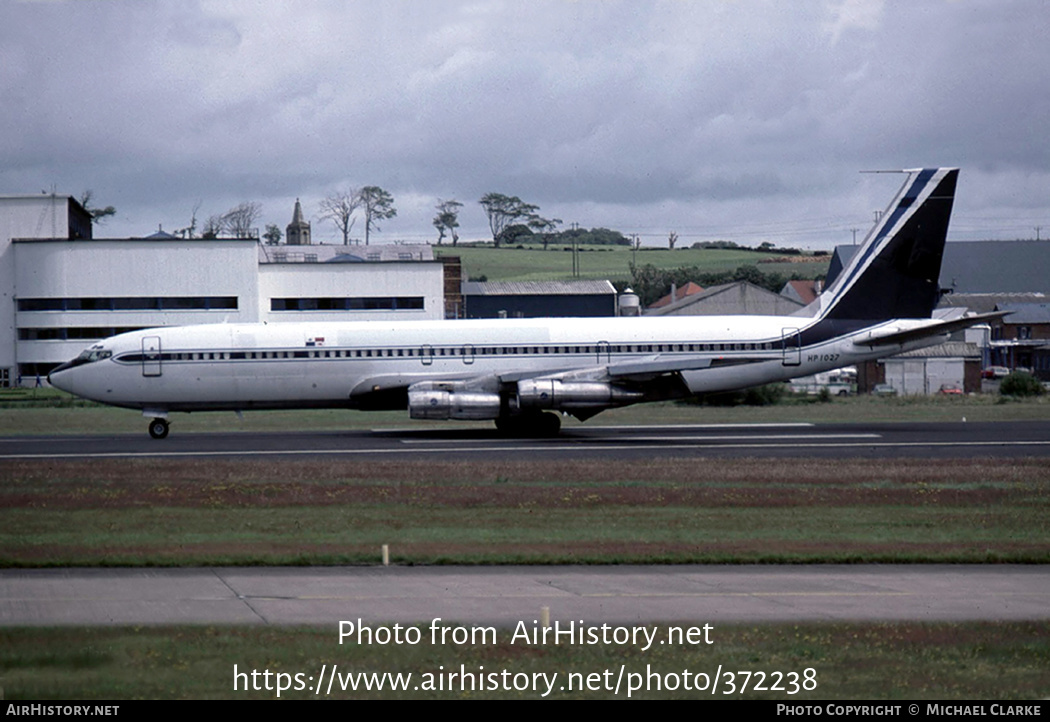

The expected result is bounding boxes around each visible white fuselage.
[51,314,941,414]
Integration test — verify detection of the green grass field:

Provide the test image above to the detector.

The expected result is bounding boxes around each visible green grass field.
[3,455,1047,566]
[434,242,829,282]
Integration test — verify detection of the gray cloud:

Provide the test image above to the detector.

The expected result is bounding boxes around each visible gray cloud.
[1,0,1047,246]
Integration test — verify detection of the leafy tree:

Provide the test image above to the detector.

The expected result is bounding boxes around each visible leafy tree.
[528,215,562,249]
[78,190,116,225]
[500,223,533,244]
[432,199,462,246]
[479,193,538,247]
[552,227,630,246]
[358,186,396,245]
[263,224,283,246]
[628,262,795,306]
[319,189,360,245]
[1000,371,1045,397]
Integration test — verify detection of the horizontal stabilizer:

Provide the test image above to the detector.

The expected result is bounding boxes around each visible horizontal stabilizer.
[852,311,1009,348]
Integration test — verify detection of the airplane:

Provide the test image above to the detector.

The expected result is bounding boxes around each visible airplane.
[49,167,1000,439]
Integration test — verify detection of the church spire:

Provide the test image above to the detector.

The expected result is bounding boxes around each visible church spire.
[286,198,311,245]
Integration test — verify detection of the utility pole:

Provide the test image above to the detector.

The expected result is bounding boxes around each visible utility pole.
[850,227,860,245]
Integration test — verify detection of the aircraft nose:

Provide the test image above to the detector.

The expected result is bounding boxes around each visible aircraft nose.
[48,361,74,389]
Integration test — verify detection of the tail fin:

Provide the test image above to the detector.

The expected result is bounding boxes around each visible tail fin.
[817,168,958,321]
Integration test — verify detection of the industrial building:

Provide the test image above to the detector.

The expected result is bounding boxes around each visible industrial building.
[461,280,618,318]
[1,195,444,385]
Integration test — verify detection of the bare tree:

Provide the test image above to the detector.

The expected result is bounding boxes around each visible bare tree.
[222,201,262,238]
[202,214,225,239]
[668,230,678,250]
[358,186,397,245]
[319,189,361,245]
[78,190,116,225]
[432,199,463,246]
[176,200,202,239]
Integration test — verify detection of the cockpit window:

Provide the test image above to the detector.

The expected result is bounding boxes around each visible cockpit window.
[74,349,112,363]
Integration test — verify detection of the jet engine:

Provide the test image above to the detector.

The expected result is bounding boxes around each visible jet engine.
[516,379,643,410]
[407,381,501,420]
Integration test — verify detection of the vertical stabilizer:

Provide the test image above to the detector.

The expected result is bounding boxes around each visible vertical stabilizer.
[817,168,958,321]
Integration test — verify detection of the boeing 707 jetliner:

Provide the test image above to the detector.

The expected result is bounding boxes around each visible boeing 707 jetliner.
[50,168,997,438]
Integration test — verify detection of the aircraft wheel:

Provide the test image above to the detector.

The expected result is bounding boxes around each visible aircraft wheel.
[536,411,561,436]
[494,412,561,437]
[148,418,170,440]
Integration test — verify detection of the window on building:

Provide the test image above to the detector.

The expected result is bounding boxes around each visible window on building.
[18,297,238,312]
[270,297,424,312]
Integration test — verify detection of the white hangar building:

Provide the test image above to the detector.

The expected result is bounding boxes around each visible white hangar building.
[1,195,445,386]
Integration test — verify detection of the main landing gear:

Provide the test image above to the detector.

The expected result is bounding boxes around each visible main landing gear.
[148,417,170,439]
[494,410,562,437]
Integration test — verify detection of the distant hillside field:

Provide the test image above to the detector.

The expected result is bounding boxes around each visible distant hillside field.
[435,243,830,283]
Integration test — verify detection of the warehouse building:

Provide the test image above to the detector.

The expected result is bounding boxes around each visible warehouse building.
[1,195,444,385]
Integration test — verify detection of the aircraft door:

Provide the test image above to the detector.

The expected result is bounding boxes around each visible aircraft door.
[420,344,434,366]
[781,328,801,367]
[597,341,611,364]
[142,336,162,377]
[462,344,475,365]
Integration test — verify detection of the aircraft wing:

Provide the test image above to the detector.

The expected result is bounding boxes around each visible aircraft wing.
[351,353,720,405]
[497,355,715,383]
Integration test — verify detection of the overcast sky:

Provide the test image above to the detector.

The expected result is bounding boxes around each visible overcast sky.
[2,0,1048,248]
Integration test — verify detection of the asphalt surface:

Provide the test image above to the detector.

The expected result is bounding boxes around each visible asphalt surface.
[1,565,1047,626]
[2,420,1050,461]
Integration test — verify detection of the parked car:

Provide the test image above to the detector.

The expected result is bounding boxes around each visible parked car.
[981,366,1010,379]
[872,384,897,396]
[938,384,963,395]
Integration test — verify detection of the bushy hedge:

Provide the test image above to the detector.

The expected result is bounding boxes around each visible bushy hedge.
[999,371,1045,397]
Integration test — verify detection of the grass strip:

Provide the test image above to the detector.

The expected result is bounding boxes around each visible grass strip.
[3,458,1047,566]
[1,622,1046,699]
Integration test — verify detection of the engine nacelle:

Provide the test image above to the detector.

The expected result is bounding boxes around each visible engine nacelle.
[408,387,501,420]
[516,379,642,409]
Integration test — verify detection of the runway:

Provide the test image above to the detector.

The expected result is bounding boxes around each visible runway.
[2,420,1050,461]
[1,565,1047,627]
